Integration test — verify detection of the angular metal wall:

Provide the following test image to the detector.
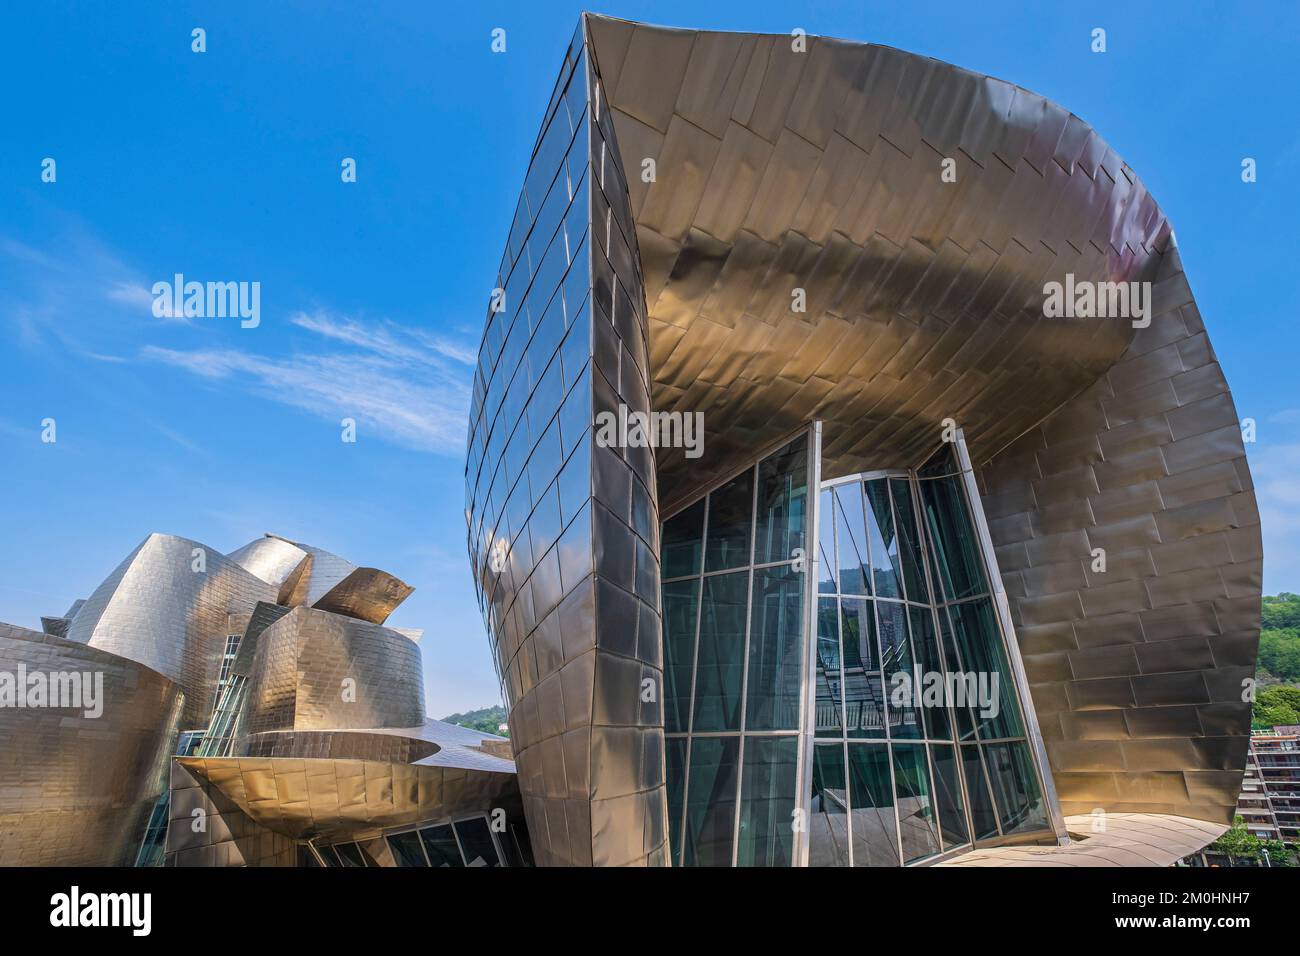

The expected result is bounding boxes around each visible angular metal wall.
[465,21,668,865]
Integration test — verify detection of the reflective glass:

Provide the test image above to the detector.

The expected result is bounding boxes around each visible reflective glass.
[419,825,464,867]
[879,600,922,739]
[865,479,901,599]
[841,598,885,739]
[891,744,941,863]
[930,744,970,849]
[736,736,798,866]
[960,744,1001,840]
[833,484,869,595]
[683,736,739,866]
[817,487,837,594]
[890,478,929,603]
[908,606,951,740]
[334,842,366,867]
[810,743,850,866]
[948,599,1023,739]
[919,474,987,601]
[692,571,748,732]
[754,434,807,564]
[704,468,754,571]
[847,744,899,867]
[454,816,503,867]
[666,737,687,863]
[387,830,427,867]
[746,564,804,731]
[814,597,843,738]
[662,578,700,734]
[662,498,704,579]
[985,741,1048,835]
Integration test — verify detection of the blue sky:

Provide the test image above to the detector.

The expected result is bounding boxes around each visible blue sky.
[1,1,1296,714]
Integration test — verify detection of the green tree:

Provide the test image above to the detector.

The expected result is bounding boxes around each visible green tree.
[1254,685,1300,728]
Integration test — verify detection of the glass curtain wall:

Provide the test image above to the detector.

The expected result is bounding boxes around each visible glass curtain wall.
[661,431,812,866]
[809,445,1051,866]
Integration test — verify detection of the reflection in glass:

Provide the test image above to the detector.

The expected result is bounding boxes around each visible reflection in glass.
[815,597,843,738]
[833,484,869,595]
[848,744,899,867]
[663,498,704,579]
[908,606,951,740]
[666,737,686,863]
[891,744,941,863]
[890,478,929,603]
[661,579,700,733]
[930,744,969,849]
[683,736,739,866]
[878,600,922,739]
[419,824,464,867]
[754,434,807,564]
[704,469,754,572]
[841,598,884,739]
[454,816,502,867]
[387,830,427,867]
[961,745,1001,840]
[746,564,804,731]
[810,744,850,866]
[865,479,901,599]
[693,571,748,732]
[948,599,1023,739]
[737,736,798,866]
[985,741,1048,835]
[818,487,837,594]
[919,473,987,601]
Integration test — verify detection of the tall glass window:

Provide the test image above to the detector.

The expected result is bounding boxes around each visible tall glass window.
[807,449,1052,865]
[661,430,813,866]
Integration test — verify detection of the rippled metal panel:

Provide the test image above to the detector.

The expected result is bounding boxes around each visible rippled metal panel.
[311,567,414,624]
[0,623,184,865]
[243,605,426,733]
[976,238,1260,824]
[66,532,276,726]
[939,812,1227,866]
[465,20,668,866]
[226,534,313,606]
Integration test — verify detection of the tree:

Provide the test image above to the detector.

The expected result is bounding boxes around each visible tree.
[1254,685,1300,728]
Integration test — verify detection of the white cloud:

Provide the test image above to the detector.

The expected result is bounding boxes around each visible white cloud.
[141,311,475,454]
[1248,438,1300,592]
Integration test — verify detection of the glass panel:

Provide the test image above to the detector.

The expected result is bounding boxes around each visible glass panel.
[984,741,1049,836]
[908,606,951,740]
[879,601,922,740]
[930,744,970,849]
[948,599,1023,739]
[890,478,929,604]
[419,825,465,867]
[961,744,1001,840]
[704,468,754,572]
[663,498,705,578]
[810,743,850,866]
[841,598,885,739]
[817,487,837,594]
[736,736,798,866]
[936,606,976,741]
[754,434,807,564]
[746,564,804,731]
[865,479,901,599]
[297,844,321,867]
[334,842,366,867]
[814,597,843,738]
[919,474,987,601]
[891,744,941,863]
[847,744,899,867]
[662,578,700,734]
[386,830,428,867]
[833,484,869,595]
[666,737,687,864]
[454,816,503,867]
[692,571,748,732]
[683,736,739,866]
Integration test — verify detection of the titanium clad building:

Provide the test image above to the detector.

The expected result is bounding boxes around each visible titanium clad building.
[464,14,1262,867]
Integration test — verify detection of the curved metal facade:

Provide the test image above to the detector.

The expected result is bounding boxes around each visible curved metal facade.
[0,623,184,866]
[467,14,1260,864]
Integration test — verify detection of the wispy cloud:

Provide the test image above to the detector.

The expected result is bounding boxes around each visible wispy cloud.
[1249,439,1300,591]
[142,311,475,454]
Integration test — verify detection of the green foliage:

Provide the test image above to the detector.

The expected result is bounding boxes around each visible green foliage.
[1210,817,1297,865]
[1254,685,1300,728]
[441,705,509,738]
[1259,593,1300,683]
